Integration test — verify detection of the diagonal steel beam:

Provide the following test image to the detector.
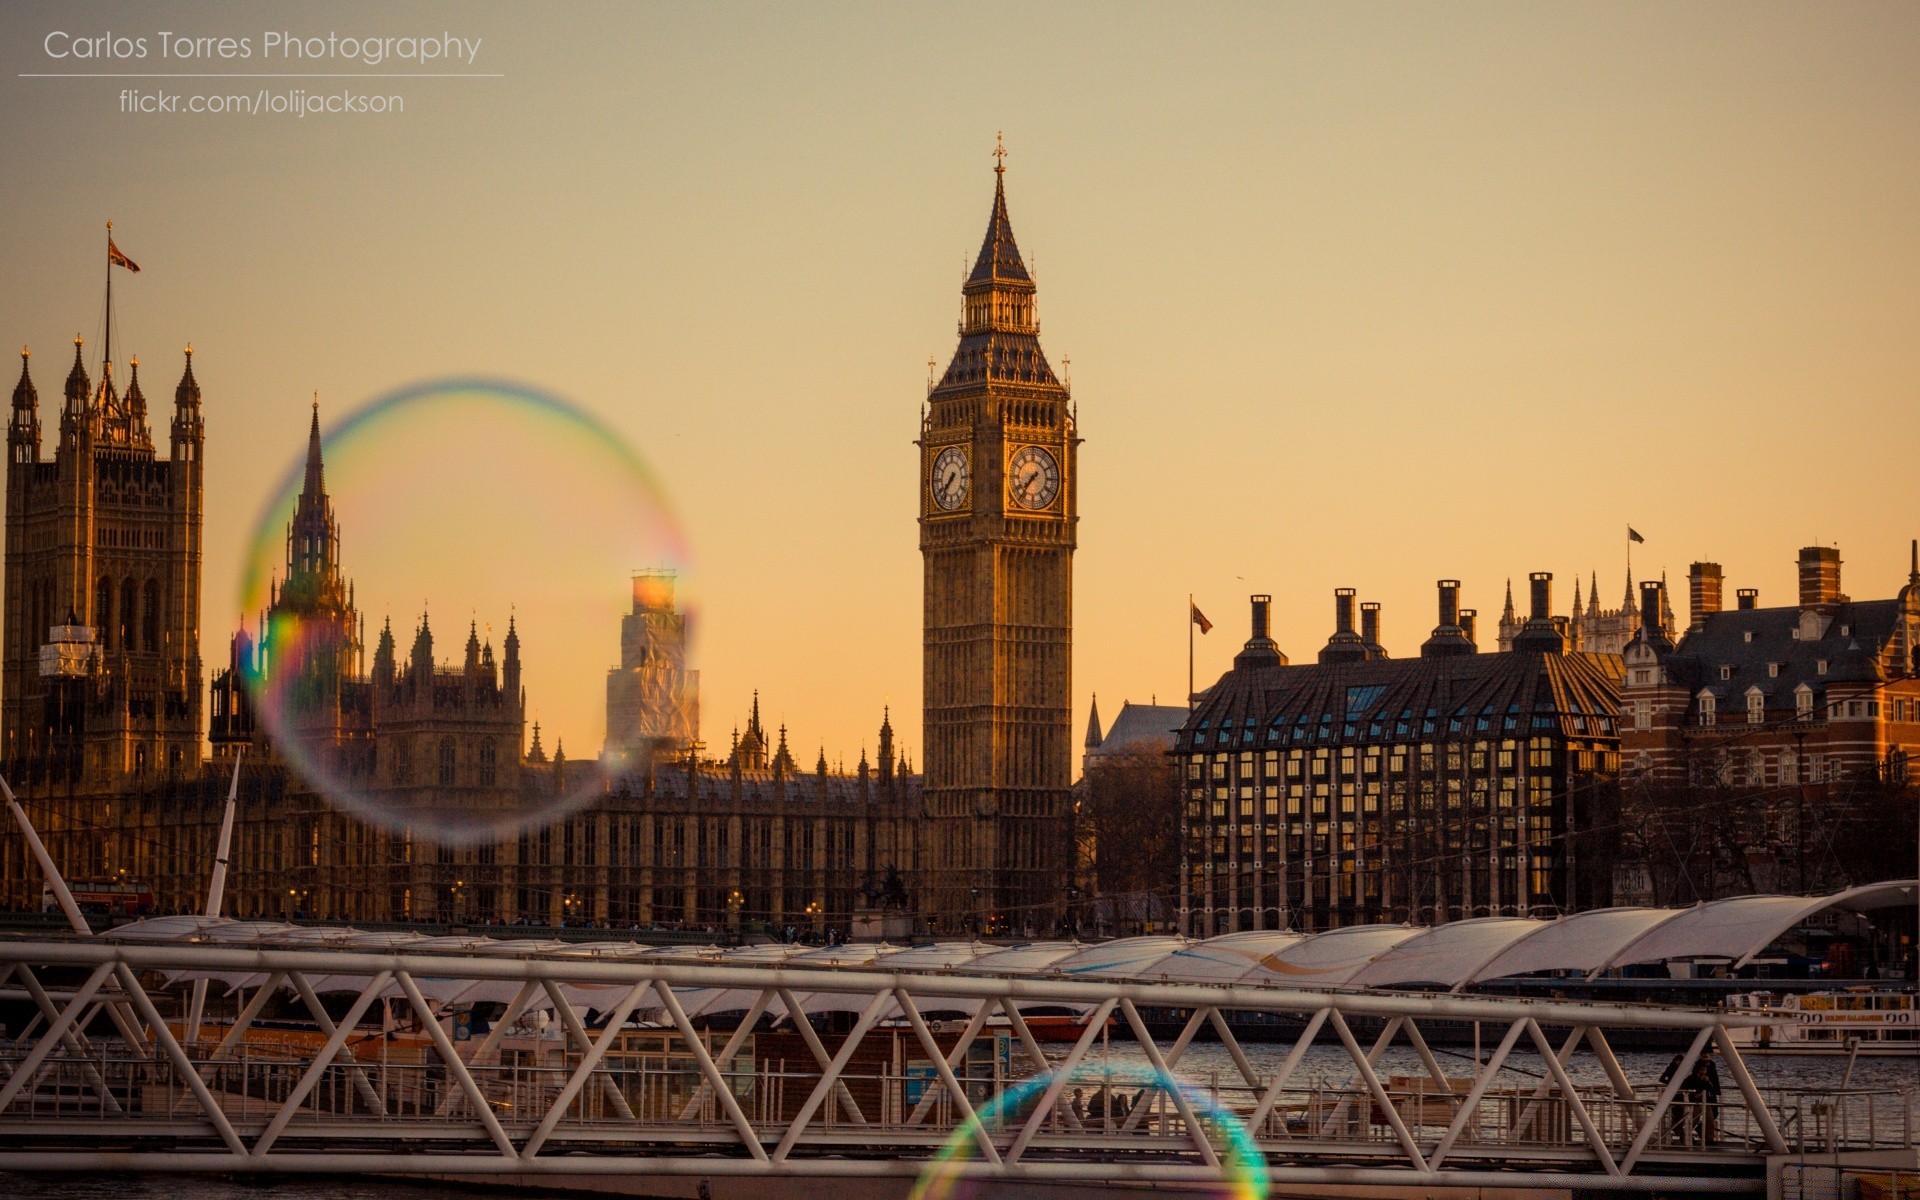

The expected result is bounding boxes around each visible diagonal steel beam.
[1247,1006,1330,1135]
[1327,1008,1428,1172]
[542,979,637,1121]
[994,997,1085,1133]
[289,971,386,1117]
[1118,1006,1212,1134]
[1526,1017,1620,1176]
[1585,1025,1638,1101]
[396,970,518,1160]
[8,963,121,1114]
[654,978,769,1162]
[1006,997,1116,1163]
[1119,997,1220,1169]
[902,995,989,1127]
[1511,1023,1587,1141]
[0,962,112,1114]
[1619,1025,1713,1174]
[778,987,872,1126]
[895,987,1000,1165]
[1427,1017,1526,1169]
[1713,1024,1785,1154]
[678,988,772,1122]
[522,981,649,1157]
[437,979,539,1118]
[251,971,391,1156]
[1318,1014,1404,1137]
[772,989,889,1163]
[208,972,283,1063]
[1399,1017,1463,1123]
[110,963,247,1156]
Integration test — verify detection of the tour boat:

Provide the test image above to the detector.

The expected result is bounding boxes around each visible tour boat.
[1724,988,1919,1055]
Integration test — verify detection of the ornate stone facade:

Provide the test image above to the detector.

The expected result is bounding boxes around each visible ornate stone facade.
[3,339,204,787]
[919,153,1078,935]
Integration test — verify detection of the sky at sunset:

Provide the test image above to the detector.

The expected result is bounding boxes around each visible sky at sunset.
[2,3,1916,771]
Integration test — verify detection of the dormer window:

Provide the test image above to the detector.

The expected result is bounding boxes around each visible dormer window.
[1746,687,1765,724]
[1839,624,1850,636]
[1744,631,1754,643]
[1697,691,1716,726]
[1720,666,1732,680]
[1817,660,1828,675]
[1795,684,1814,720]
[1768,663,1781,678]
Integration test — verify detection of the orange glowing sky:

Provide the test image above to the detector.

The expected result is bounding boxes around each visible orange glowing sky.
[3,3,1917,771]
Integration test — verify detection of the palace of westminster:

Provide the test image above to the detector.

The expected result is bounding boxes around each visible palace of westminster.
[3,159,1915,937]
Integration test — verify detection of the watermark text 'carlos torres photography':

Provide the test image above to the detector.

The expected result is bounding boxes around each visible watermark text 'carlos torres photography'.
[32,28,494,118]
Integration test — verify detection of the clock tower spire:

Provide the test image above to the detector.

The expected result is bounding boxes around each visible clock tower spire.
[919,141,1078,935]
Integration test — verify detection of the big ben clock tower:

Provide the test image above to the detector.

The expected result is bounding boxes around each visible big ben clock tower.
[919,143,1078,935]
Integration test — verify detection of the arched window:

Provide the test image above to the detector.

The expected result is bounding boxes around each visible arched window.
[478,738,496,787]
[439,737,456,786]
[142,580,161,653]
[120,578,137,651]
[393,737,412,786]
[94,577,113,647]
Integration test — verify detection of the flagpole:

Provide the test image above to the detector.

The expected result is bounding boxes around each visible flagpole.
[103,220,112,377]
[1187,593,1195,713]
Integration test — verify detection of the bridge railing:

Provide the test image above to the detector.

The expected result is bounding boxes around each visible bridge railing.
[2,1043,1910,1163]
[2,935,1914,1191]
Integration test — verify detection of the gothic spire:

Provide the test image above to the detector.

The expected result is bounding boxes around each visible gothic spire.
[175,344,199,406]
[1501,579,1516,624]
[969,134,1031,287]
[302,395,325,504]
[64,336,89,411]
[13,347,35,408]
[1084,694,1102,750]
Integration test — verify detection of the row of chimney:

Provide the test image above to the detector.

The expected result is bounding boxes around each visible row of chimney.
[1686,546,1846,629]
[1293,575,1560,663]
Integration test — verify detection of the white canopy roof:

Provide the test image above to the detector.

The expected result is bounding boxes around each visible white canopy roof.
[107,879,1917,1006]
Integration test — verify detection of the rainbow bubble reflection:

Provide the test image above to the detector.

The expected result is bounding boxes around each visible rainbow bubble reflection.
[237,377,692,847]
[910,1062,1270,1200]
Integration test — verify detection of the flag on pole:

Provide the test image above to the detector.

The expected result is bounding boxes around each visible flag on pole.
[1190,602,1212,634]
[1628,527,1645,544]
[108,238,139,273]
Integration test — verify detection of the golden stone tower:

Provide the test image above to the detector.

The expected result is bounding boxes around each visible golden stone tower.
[919,146,1078,934]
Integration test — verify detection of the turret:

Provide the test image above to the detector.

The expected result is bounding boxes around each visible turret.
[502,613,521,698]
[464,619,481,674]
[371,616,396,685]
[171,344,203,463]
[878,707,894,788]
[410,611,434,682]
[10,347,39,463]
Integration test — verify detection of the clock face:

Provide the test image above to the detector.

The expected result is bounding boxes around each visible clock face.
[1007,445,1060,510]
[930,445,969,511]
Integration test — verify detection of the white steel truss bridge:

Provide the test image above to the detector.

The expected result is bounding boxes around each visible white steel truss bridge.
[0,935,1912,1195]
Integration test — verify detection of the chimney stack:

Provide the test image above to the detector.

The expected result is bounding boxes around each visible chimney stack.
[1688,562,1723,629]
[1420,580,1475,658]
[1459,608,1477,647]
[1797,546,1843,608]
[1511,572,1566,654]
[1359,601,1385,659]
[1319,588,1368,664]
[1640,580,1663,634]
[1736,588,1758,611]
[1233,594,1287,669]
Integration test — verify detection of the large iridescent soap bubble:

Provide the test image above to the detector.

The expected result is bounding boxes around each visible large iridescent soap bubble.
[236,377,694,846]
[910,1062,1270,1199]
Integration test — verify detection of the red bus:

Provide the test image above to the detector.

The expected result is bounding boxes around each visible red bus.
[49,879,156,919]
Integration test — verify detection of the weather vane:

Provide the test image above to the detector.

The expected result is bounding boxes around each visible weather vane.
[993,131,1006,171]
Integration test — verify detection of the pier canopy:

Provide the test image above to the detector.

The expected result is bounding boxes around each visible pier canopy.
[102,878,1915,1004]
